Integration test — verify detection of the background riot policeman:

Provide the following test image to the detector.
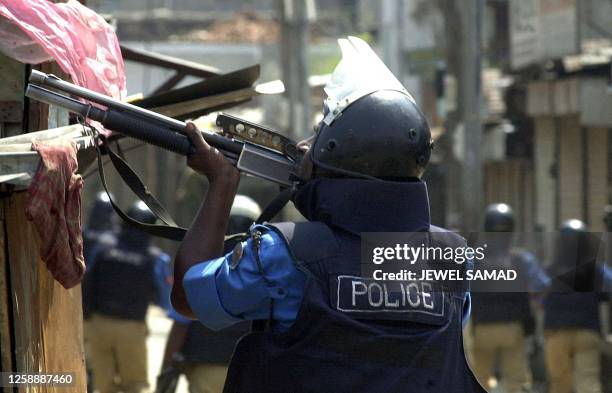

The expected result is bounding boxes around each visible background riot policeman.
[85,201,172,393]
[469,203,549,393]
[82,192,115,393]
[543,219,611,393]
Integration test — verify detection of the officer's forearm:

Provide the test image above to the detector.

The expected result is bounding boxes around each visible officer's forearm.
[172,172,239,317]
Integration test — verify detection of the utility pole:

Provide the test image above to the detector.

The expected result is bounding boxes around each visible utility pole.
[459,0,484,233]
[381,0,400,75]
[279,0,313,140]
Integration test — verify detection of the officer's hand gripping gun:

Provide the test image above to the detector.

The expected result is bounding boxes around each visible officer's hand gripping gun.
[25,70,301,187]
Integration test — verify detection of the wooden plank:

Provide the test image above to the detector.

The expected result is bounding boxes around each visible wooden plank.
[121,45,220,77]
[0,124,96,187]
[0,197,14,391]
[5,192,44,381]
[151,71,186,95]
[527,82,552,117]
[2,59,86,392]
[559,115,583,222]
[0,151,40,173]
[0,101,22,123]
[152,87,257,118]
[133,64,260,109]
[587,127,608,231]
[0,54,25,139]
[0,54,25,102]
[0,123,93,146]
[534,117,557,231]
[523,159,535,232]
[5,193,86,392]
[580,77,612,127]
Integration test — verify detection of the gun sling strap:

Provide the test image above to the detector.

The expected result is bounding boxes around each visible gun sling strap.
[94,132,294,242]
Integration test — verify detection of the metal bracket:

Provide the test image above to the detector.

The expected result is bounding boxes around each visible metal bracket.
[216,113,298,160]
[237,144,297,187]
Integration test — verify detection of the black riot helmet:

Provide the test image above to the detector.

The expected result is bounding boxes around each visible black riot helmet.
[309,36,433,180]
[552,219,600,291]
[311,90,432,180]
[604,205,612,231]
[120,201,157,246]
[560,219,587,233]
[126,201,157,225]
[87,192,114,231]
[484,203,515,232]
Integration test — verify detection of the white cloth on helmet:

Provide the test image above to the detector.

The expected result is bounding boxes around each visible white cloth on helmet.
[323,36,414,126]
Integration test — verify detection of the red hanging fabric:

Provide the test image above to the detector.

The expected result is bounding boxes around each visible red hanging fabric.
[0,0,126,100]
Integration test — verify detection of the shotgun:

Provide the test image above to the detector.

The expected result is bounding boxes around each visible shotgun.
[25,70,301,187]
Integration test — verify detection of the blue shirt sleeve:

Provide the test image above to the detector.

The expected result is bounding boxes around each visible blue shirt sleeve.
[85,245,101,272]
[518,251,550,292]
[601,263,612,294]
[168,306,192,325]
[462,258,474,328]
[84,232,115,271]
[462,292,471,329]
[154,253,173,310]
[183,227,307,332]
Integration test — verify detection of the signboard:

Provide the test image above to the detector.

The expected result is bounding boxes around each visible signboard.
[510,0,579,70]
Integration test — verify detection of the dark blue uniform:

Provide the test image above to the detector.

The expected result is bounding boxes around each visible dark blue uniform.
[545,230,612,331]
[87,231,171,320]
[471,247,548,327]
[468,240,548,392]
[82,229,113,319]
[543,230,611,393]
[544,263,612,331]
[184,179,484,393]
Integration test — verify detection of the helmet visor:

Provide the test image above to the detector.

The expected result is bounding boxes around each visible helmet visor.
[323,36,414,126]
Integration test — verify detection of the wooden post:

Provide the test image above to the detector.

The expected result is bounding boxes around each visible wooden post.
[0,57,86,392]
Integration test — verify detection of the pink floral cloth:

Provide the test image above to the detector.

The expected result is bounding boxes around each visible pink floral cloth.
[0,0,126,100]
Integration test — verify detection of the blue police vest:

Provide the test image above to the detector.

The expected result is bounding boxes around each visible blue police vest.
[82,228,111,320]
[544,293,600,331]
[90,234,160,321]
[545,231,603,331]
[470,250,532,326]
[181,321,250,364]
[223,221,485,393]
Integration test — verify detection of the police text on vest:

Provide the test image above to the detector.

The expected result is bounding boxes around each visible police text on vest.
[335,275,444,316]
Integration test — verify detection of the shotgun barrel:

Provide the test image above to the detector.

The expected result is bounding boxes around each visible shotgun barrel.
[25,71,299,187]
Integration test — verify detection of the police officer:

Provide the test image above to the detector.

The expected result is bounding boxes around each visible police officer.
[469,203,549,393]
[83,192,120,320]
[171,37,485,393]
[83,192,115,261]
[82,192,115,393]
[544,219,612,393]
[159,195,261,393]
[86,201,172,393]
